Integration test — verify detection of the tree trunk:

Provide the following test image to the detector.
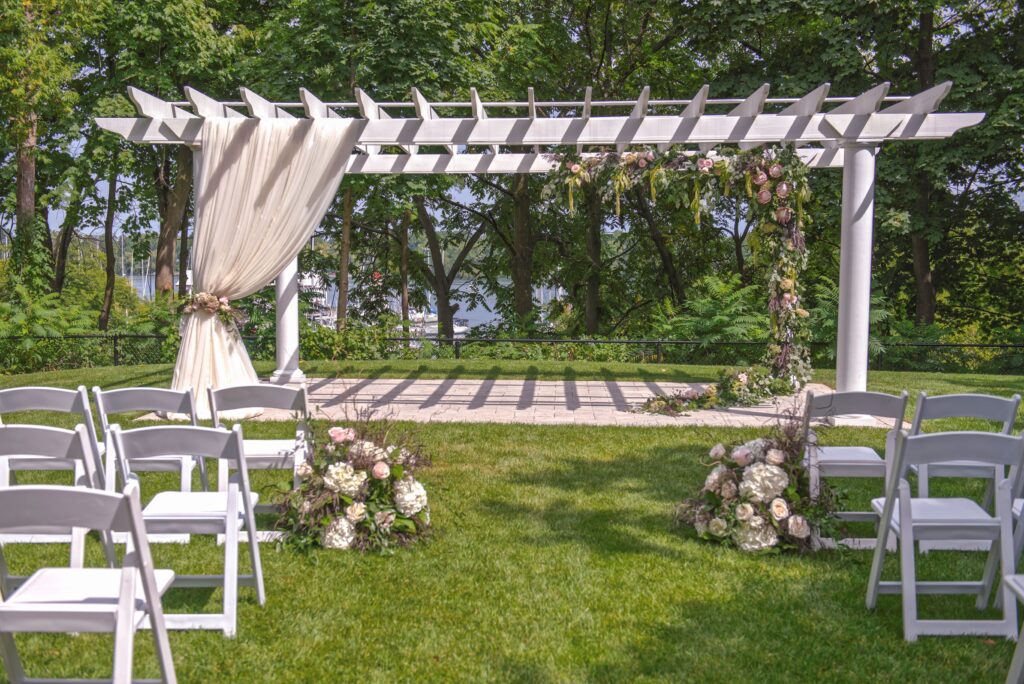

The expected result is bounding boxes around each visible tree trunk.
[52,198,80,293]
[400,208,410,331]
[632,188,685,302]
[583,185,602,334]
[336,188,353,330]
[510,174,535,321]
[910,10,938,324]
[98,174,118,331]
[415,197,455,339]
[15,113,37,267]
[177,204,190,297]
[154,146,192,298]
[911,233,936,324]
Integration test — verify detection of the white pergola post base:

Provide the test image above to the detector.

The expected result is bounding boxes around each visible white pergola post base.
[269,257,306,385]
[835,143,878,392]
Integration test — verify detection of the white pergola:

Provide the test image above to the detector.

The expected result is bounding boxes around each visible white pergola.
[97,81,983,391]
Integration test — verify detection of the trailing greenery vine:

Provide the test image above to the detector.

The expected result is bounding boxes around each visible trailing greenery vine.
[544,144,813,402]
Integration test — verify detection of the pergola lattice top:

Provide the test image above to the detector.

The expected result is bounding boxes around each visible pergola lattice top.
[97,82,984,173]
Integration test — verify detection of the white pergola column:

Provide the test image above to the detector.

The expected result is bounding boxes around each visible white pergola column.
[835,143,878,392]
[270,257,306,385]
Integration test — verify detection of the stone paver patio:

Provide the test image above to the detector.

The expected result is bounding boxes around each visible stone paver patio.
[245,378,893,429]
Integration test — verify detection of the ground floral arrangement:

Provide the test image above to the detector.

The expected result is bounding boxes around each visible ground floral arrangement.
[545,144,813,413]
[674,417,836,553]
[276,420,432,552]
[637,368,795,415]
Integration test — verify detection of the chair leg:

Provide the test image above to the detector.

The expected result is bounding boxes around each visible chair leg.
[196,456,210,492]
[112,570,136,684]
[0,632,25,684]
[149,605,177,684]
[223,517,239,638]
[1008,635,1024,684]
[899,521,919,642]
[866,517,893,609]
[991,518,1024,611]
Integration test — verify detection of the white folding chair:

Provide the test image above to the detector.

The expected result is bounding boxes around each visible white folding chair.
[910,392,1020,551]
[865,431,1024,641]
[0,483,177,684]
[0,424,113,592]
[93,386,209,493]
[802,390,909,548]
[109,424,265,637]
[0,386,103,488]
[209,384,310,542]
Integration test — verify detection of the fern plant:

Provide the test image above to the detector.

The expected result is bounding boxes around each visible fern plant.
[807,277,889,361]
[651,275,768,347]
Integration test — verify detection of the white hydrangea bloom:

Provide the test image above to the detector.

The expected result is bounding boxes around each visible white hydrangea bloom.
[345,502,367,523]
[393,477,428,516]
[734,521,779,552]
[322,517,356,549]
[323,462,367,497]
[739,463,789,503]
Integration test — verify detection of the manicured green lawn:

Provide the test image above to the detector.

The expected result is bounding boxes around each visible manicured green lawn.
[2,363,1023,681]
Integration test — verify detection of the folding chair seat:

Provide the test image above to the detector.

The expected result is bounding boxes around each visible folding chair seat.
[866,431,1024,641]
[109,424,265,637]
[0,483,177,684]
[93,386,209,495]
[0,425,112,592]
[0,386,103,488]
[209,384,310,541]
[802,390,909,548]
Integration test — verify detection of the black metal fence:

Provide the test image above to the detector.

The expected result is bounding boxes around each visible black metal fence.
[3,333,1024,375]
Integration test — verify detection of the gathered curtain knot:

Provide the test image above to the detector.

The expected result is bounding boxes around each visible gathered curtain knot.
[179,292,243,335]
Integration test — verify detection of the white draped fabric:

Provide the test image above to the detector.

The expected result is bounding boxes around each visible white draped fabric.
[172,118,359,418]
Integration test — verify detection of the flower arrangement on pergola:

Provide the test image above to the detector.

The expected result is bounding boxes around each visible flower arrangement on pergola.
[96,81,982,416]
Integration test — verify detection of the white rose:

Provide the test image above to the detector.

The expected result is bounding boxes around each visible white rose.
[769,497,790,521]
[322,517,356,549]
[743,438,771,462]
[735,502,754,522]
[787,514,811,539]
[765,449,786,466]
[345,502,367,523]
[295,460,313,480]
[393,477,429,516]
[708,518,728,537]
[703,464,730,493]
[709,443,727,459]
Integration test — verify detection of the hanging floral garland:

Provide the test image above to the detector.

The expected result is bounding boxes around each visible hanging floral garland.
[543,144,813,395]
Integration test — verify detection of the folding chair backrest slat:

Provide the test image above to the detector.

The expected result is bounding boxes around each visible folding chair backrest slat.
[0,385,100,451]
[93,387,198,431]
[910,392,1020,434]
[0,424,102,490]
[0,485,133,533]
[209,384,308,422]
[805,390,908,421]
[111,425,242,465]
[899,431,1024,472]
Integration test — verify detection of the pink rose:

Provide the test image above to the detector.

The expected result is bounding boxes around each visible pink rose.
[774,206,793,223]
[218,296,229,306]
[371,461,391,480]
[753,170,769,186]
[737,372,748,385]
[775,181,791,199]
[731,446,753,467]
[768,163,783,178]
[328,427,356,444]
[646,151,655,161]
[697,157,714,170]
[638,158,647,168]
[782,292,793,304]
[570,163,582,174]
[756,189,772,205]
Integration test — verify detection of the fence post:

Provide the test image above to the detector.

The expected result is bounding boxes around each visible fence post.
[454,339,462,359]
[112,334,120,366]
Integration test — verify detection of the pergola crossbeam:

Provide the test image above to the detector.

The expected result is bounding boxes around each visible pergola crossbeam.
[185,87,246,118]
[702,83,769,152]
[411,87,456,154]
[470,87,499,155]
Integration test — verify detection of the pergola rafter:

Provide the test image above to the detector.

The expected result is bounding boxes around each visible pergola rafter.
[96,82,984,394]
